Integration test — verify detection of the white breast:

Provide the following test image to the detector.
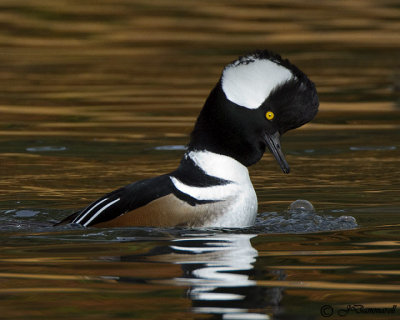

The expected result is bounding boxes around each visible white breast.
[171,150,258,227]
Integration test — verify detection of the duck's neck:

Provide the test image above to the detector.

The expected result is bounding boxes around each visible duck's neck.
[187,83,265,167]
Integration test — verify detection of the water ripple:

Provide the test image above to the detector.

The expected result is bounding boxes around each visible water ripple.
[26,146,67,152]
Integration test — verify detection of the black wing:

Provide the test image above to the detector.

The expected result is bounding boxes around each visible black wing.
[56,156,230,228]
[57,175,173,227]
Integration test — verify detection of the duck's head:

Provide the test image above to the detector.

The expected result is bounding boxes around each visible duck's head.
[188,50,319,173]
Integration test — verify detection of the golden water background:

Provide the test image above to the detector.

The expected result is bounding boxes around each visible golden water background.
[0,1,399,319]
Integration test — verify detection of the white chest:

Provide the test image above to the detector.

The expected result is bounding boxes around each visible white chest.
[171,150,258,227]
[206,177,258,228]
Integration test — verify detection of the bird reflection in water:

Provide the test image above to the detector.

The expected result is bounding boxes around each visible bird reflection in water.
[122,233,286,320]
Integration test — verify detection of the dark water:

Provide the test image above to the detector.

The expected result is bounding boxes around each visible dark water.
[1,1,400,319]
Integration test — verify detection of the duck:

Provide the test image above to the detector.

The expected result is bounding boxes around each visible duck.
[56,50,319,228]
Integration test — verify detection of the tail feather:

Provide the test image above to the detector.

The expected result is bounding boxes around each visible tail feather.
[53,210,81,226]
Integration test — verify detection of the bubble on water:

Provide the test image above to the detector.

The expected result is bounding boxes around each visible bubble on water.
[257,200,358,233]
[288,199,315,212]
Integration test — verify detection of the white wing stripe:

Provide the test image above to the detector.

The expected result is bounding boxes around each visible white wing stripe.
[170,176,238,201]
[74,197,110,224]
[83,198,120,227]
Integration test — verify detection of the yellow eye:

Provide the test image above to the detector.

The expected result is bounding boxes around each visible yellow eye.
[265,111,274,120]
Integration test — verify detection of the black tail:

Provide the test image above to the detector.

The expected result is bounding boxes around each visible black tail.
[53,210,81,226]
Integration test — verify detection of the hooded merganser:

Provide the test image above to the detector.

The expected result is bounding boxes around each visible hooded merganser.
[57,50,319,228]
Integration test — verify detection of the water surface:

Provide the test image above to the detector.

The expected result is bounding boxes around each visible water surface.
[0,1,399,319]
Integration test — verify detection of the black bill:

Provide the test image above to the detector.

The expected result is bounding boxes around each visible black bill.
[264,131,290,174]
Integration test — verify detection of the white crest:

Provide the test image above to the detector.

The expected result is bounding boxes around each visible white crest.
[221,56,293,109]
